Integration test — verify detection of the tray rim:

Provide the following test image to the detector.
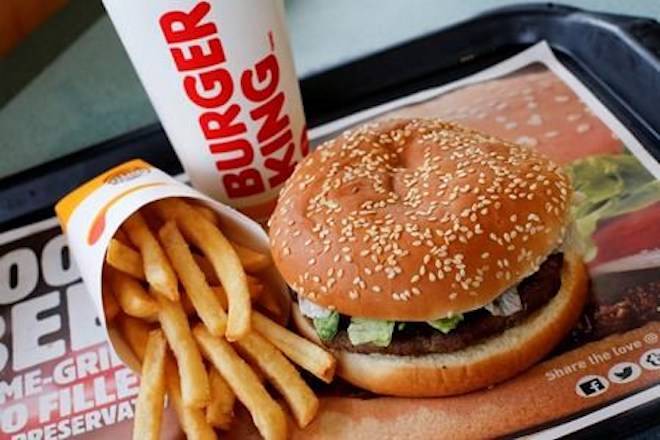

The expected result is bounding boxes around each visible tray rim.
[1,4,660,438]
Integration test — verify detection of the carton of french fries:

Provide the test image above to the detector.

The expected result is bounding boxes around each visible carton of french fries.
[55,159,336,440]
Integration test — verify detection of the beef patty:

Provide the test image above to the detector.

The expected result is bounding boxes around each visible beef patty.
[312,253,564,356]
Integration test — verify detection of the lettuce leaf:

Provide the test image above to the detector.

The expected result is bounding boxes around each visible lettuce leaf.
[347,318,395,347]
[567,153,660,261]
[427,314,464,334]
[313,311,339,342]
[315,313,465,347]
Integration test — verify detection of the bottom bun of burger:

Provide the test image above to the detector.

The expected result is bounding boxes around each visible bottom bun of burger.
[292,249,588,397]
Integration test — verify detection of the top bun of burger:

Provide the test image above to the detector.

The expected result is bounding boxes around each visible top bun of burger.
[269,119,572,321]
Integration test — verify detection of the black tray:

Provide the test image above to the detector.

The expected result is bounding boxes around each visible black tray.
[1,4,659,436]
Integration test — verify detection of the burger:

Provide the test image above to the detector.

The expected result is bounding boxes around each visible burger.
[269,118,588,397]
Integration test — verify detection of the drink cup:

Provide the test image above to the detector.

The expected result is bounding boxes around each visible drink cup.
[102,0,309,219]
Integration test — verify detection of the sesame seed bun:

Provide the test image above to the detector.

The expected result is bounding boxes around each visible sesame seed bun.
[292,247,588,396]
[270,119,572,320]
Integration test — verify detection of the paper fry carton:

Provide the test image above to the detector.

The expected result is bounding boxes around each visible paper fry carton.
[54,159,289,368]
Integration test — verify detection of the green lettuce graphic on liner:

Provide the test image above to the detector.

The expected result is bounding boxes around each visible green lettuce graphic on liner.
[567,152,660,261]
[427,314,464,334]
[313,311,339,342]
[347,318,395,347]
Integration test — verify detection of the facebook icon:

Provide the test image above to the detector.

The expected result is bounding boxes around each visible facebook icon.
[576,375,609,398]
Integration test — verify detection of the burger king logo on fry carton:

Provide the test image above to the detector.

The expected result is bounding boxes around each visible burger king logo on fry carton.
[54,159,289,368]
[103,164,151,185]
[85,182,164,246]
[55,161,164,245]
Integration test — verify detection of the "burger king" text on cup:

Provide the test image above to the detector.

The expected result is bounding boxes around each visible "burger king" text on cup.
[102,0,309,219]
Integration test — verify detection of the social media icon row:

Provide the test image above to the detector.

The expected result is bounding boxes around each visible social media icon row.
[575,348,660,398]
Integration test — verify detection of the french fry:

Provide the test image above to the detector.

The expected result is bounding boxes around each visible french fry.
[248,277,264,299]
[236,332,319,428]
[194,202,269,273]
[194,252,264,297]
[192,235,271,276]
[192,254,220,285]
[106,238,145,280]
[181,291,196,316]
[123,211,179,301]
[107,268,158,320]
[255,283,285,324]
[157,294,210,408]
[211,288,227,309]
[240,349,267,384]
[165,356,217,440]
[193,204,219,225]
[193,325,287,440]
[206,368,235,430]
[113,228,132,246]
[152,199,251,341]
[191,203,273,279]
[117,314,152,362]
[107,325,142,372]
[158,221,227,336]
[140,205,165,232]
[253,312,336,383]
[231,241,271,273]
[189,204,272,277]
[133,330,167,440]
[211,284,261,310]
[102,281,120,321]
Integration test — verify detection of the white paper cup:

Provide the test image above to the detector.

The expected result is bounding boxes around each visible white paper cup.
[55,159,289,368]
[102,0,309,220]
